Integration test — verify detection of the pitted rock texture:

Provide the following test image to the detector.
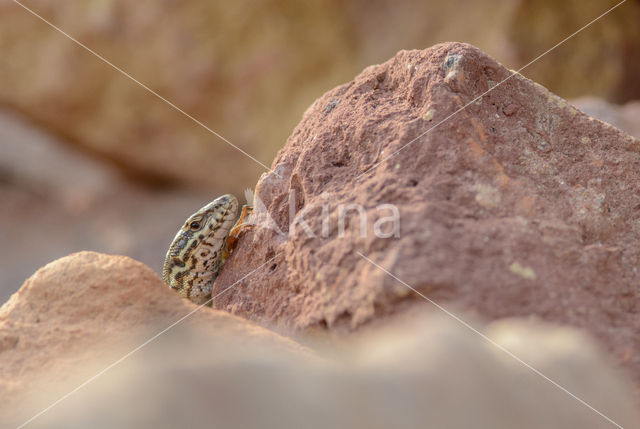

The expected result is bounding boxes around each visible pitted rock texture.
[0,251,310,424]
[215,43,640,385]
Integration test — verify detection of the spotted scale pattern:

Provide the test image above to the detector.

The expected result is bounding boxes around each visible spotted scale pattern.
[162,194,239,304]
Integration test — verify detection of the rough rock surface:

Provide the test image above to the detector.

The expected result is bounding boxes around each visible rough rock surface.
[216,43,640,386]
[0,251,310,425]
[20,313,640,428]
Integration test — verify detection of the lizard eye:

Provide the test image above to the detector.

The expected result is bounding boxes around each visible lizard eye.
[190,221,201,230]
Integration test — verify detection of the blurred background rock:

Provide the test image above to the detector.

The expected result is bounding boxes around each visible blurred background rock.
[1,0,639,301]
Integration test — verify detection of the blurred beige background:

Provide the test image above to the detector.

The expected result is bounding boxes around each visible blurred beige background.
[1,0,639,302]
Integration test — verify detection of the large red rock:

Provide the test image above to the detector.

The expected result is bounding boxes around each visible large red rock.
[0,251,311,425]
[215,43,640,387]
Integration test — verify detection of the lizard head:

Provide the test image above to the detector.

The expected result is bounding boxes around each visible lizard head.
[162,194,239,304]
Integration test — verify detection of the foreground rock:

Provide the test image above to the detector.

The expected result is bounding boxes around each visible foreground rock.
[0,251,311,425]
[23,314,640,428]
[216,43,640,387]
[2,252,638,427]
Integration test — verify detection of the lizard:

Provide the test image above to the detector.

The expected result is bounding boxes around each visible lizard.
[162,194,252,305]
